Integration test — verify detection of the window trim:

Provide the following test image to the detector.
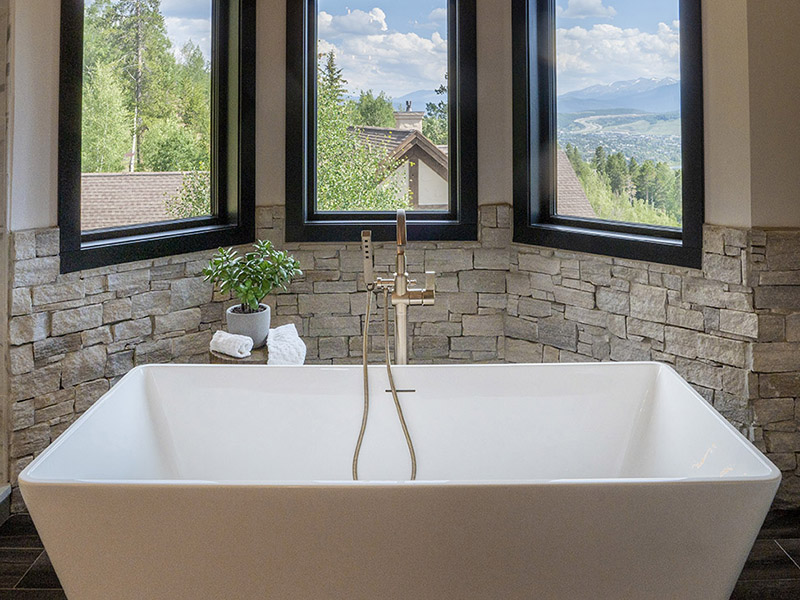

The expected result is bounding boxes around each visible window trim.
[58,0,256,273]
[512,0,704,268]
[285,0,478,243]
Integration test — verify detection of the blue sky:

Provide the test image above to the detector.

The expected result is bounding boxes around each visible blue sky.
[160,0,212,61]
[319,0,681,97]
[556,0,681,93]
[318,1,449,98]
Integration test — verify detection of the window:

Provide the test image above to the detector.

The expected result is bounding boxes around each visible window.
[286,0,477,242]
[512,0,704,268]
[58,0,255,273]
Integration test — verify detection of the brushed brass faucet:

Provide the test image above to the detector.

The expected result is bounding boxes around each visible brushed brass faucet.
[361,209,435,364]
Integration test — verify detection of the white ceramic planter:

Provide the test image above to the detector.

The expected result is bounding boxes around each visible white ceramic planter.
[225,303,270,348]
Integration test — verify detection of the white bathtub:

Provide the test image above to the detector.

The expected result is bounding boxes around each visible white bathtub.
[20,362,779,600]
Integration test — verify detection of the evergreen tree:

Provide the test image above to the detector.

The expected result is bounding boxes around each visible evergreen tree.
[592,146,607,174]
[605,152,628,195]
[635,160,658,204]
[98,0,176,171]
[423,80,448,145]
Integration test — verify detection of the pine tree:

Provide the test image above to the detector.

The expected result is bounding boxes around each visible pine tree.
[423,79,448,145]
[99,0,176,171]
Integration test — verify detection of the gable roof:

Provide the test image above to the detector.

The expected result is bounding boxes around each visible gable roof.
[81,171,185,231]
[352,126,449,174]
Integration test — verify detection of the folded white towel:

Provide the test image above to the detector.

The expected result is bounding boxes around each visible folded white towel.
[267,324,307,366]
[210,330,254,359]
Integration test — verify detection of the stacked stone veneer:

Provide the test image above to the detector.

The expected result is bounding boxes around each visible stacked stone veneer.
[5,204,800,509]
[507,227,800,506]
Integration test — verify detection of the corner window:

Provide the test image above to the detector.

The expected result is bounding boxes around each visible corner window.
[58,0,255,273]
[512,0,704,267]
[286,0,477,242]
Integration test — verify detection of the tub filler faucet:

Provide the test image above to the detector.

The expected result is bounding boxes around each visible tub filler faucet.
[354,210,435,480]
[360,210,435,365]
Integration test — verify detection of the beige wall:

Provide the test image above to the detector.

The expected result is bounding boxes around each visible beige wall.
[6,0,799,231]
[7,0,60,231]
[746,0,800,228]
[702,0,752,228]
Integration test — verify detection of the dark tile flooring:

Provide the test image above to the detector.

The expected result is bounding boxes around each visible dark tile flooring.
[0,511,799,598]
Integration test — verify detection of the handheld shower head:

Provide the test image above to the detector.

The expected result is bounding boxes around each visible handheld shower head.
[361,230,374,289]
[396,209,407,254]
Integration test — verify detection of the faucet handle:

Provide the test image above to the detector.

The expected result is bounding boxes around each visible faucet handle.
[425,271,436,292]
[423,271,436,305]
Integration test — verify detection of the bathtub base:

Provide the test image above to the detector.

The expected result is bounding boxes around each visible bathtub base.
[25,481,773,600]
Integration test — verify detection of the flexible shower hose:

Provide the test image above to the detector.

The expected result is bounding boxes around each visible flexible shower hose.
[352,288,417,481]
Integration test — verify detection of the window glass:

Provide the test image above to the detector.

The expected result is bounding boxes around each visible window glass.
[556,0,682,227]
[81,0,212,231]
[316,1,449,212]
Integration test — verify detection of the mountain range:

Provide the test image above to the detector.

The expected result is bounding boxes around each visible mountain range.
[558,77,680,114]
[393,89,446,112]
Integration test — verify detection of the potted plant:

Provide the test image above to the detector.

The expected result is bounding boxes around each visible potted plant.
[203,240,302,348]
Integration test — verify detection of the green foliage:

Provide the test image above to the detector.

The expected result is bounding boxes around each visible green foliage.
[203,241,303,313]
[423,82,448,145]
[82,0,211,174]
[350,90,396,128]
[317,52,410,211]
[565,143,681,227]
[139,117,206,172]
[81,62,131,172]
[165,168,211,219]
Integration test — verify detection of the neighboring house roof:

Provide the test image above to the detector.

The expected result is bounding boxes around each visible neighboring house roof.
[81,171,184,231]
[556,149,597,219]
[353,126,449,174]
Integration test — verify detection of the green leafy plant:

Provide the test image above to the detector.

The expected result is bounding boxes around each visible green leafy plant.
[202,241,302,314]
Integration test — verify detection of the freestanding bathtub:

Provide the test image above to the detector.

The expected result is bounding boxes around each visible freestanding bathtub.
[20,362,779,599]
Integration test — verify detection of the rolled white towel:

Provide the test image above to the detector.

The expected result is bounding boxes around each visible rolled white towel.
[267,324,307,365]
[210,330,254,359]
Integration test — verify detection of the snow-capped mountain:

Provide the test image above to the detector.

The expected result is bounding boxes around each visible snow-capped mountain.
[558,77,680,114]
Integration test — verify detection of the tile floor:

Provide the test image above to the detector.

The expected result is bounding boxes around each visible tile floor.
[0,511,798,599]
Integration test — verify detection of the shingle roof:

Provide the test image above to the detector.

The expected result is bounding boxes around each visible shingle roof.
[81,172,185,231]
[557,149,597,219]
[352,126,449,171]
[355,126,414,153]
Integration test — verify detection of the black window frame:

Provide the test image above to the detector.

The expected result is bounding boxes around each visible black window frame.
[512,0,704,268]
[58,0,256,273]
[285,0,478,243]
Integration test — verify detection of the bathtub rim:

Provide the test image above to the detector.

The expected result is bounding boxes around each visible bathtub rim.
[19,361,781,488]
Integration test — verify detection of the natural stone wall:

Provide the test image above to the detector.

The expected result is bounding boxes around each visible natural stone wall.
[506,227,800,506]
[5,205,509,511]
[5,203,800,510]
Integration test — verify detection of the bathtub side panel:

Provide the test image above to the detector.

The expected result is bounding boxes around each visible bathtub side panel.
[21,479,780,600]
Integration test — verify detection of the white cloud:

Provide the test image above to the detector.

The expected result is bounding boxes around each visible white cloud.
[557,21,680,92]
[557,0,617,19]
[319,8,448,98]
[165,16,212,61]
[320,29,448,99]
[319,8,388,37]
[428,8,448,21]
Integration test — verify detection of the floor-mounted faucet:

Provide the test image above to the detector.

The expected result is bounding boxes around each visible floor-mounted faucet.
[354,210,434,480]
[361,209,435,364]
